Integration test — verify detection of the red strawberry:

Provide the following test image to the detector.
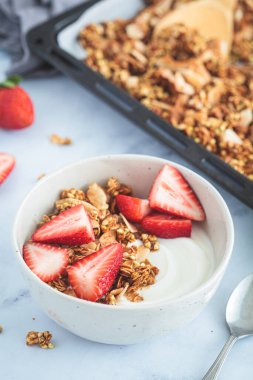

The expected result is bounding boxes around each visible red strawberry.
[32,204,95,246]
[0,153,15,184]
[0,76,34,130]
[23,242,69,282]
[116,194,151,223]
[149,164,205,221]
[67,243,123,302]
[141,213,192,238]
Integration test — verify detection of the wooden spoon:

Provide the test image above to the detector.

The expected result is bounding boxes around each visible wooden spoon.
[216,0,237,9]
[154,0,234,55]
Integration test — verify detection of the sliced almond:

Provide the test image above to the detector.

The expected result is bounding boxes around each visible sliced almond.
[119,213,138,233]
[173,72,195,95]
[223,129,242,145]
[240,109,252,129]
[180,66,210,90]
[87,183,108,210]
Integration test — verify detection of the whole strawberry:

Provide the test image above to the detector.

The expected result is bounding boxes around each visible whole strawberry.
[0,75,34,130]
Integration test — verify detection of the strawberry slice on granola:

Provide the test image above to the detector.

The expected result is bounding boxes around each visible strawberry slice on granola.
[141,213,192,238]
[23,242,69,282]
[149,164,205,221]
[116,194,151,223]
[32,204,95,246]
[67,243,123,302]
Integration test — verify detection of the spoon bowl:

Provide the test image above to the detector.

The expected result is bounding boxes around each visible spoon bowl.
[226,274,253,338]
[203,274,253,379]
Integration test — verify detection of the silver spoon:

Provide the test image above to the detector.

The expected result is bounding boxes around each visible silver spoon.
[203,274,253,380]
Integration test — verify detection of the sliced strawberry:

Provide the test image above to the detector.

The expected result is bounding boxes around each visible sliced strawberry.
[0,153,15,185]
[67,243,123,302]
[141,213,192,238]
[116,194,151,223]
[32,204,95,246]
[23,242,69,282]
[149,164,205,221]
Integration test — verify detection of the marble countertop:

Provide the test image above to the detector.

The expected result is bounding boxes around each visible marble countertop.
[1,51,253,380]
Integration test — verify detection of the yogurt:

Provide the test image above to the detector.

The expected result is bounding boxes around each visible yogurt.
[119,224,215,305]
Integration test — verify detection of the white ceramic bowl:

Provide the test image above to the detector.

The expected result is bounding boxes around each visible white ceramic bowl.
[13,155,234,344]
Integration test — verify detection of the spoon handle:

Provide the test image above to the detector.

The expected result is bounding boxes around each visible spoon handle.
[202,335,238,380]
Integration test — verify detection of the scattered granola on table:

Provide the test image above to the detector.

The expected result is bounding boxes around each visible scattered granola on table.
[79,0,253,180]
[26,331,54,349]
[50,133,72,145]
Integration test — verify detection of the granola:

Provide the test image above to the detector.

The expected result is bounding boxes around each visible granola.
[79,0,253,180]
[26,331,54,349]
[50,133,72,145]
[37,178,159,304]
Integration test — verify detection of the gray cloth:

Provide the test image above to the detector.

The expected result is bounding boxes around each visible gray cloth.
[0,0,84,77]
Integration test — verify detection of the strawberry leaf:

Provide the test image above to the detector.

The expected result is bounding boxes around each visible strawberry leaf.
[0,75,22,89]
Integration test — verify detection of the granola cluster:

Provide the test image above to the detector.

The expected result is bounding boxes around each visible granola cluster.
[42,179,159,305]
[26,331,54,349]
[79,0,253,180]
[50,133,72,145]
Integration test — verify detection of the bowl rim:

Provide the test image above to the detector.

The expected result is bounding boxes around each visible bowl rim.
[13,154,234,310]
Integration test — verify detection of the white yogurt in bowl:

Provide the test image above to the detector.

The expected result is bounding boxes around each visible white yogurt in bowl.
[119,224,215,305]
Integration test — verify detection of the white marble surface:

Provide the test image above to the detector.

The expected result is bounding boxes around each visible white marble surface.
[1,50,253,380]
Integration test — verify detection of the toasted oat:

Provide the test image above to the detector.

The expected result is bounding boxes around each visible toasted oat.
[101,214,122,233]
[55,198,86,211]
[49,277,68,292]
[141,233,160,251]
[60,188,85,200]
[106,177,132,197]
[63,288,77,297]
[26,331,54,349]
[99,230,117,247]
[50,133,72,145]
[38,214,57,226]
[55,198,99,219]
[116,227,136,244]
[126,290,144,303]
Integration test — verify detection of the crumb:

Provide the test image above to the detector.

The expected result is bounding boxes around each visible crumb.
[0,325,3,333]
[26,331,54,349]
[32,317,36,320]
[50,133,72,145]
[37,173,46,180]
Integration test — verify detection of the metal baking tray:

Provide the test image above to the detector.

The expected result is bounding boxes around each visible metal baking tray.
[26,0,253,208]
